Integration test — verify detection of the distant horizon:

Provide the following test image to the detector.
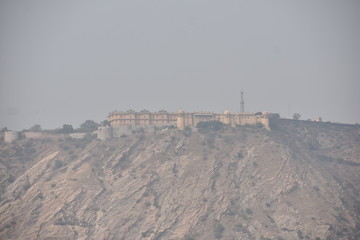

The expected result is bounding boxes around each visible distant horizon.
[2,107,358,132]
[1,1,359,130]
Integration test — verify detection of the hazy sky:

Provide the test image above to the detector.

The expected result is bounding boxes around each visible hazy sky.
[1,0,359,130]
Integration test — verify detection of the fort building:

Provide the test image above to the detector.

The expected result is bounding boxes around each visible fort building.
[107,110,270,131]
[1,110,270,143]
[108,110,177,127]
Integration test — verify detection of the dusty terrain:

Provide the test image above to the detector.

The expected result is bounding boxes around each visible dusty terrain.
[0,119,359,240]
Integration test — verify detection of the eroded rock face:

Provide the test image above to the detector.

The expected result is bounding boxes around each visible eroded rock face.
[0,120,359,240]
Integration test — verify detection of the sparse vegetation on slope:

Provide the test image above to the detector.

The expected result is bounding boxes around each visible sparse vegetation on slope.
[0,120,359,239]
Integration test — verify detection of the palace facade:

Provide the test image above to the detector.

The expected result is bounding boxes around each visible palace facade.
[107,110,270,130]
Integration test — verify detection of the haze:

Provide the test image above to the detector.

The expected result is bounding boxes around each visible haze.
[1,0,359,130]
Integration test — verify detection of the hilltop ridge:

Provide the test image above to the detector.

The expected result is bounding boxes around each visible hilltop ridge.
[0,119,359,239]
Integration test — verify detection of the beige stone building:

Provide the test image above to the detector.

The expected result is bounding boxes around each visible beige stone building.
[107,110,270,130]
[108,110,177,127]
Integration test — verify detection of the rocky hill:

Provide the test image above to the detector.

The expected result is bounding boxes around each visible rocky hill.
[0,119,359,240]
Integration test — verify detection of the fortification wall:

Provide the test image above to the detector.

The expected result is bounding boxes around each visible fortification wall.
[112,124,175,137]
[3,131,88,143]
[97,126,113,141]
[98,124,176,140]
[69,133,87,139]
[22,132,64,139]
[23,132,43,139]
[4,131,19,143]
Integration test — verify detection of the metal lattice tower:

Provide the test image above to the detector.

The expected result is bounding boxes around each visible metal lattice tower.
[240,91,245,113]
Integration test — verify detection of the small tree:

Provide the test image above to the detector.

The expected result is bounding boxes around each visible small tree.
[100,120,110,126]
[183,126,192,136]
[293,113,301,120]
[53,159,64,169]
[269,113,280,119]
[214,222,225,239]
[78,120,99,133]
[59,124,74,134]
[29,124,42,132]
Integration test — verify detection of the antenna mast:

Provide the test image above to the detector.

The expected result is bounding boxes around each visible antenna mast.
[240,91,245,113]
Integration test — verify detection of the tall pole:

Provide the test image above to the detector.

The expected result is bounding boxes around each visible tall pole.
[240,91,245,113]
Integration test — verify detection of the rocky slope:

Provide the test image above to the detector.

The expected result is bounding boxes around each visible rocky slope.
[0,120,359,240]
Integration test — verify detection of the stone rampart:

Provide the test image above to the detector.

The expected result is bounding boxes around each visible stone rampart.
[5,131,19,143]
[97,126,113,141]
[97,124,176,141]
[22,132,63,139]
[4,131,89,143]
[69,133,87,139]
